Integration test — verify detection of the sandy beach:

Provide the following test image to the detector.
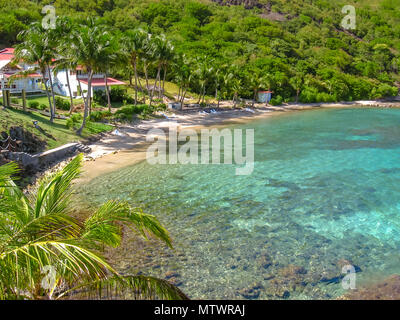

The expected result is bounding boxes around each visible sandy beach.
[79,100,400,183]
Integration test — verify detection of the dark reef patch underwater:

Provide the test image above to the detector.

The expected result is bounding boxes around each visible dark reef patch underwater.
[79,108,400,299]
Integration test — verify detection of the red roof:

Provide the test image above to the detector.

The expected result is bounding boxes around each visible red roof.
[0,48,14,61]
[79,77,125,87]
[4,72,41,79]
[0,48,14,54]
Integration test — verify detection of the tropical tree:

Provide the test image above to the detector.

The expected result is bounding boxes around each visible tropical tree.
[289,73,304,103]
[231,78,242,107]
[221,72,234,102]
[70,18,115,135]
[212,65,223,108]
[0,154,188,300]
[14,23,56,122]
[194,57,213,105]
[149,35,174,102]
[122,29,148,105]
[174,55,192,108]
[53,18,78,115]
[247,69,264,107]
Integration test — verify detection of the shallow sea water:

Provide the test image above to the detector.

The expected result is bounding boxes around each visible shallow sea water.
[78,108,400,299]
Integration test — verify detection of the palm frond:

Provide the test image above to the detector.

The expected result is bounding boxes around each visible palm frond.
[83,200,172,248]
[58,275,189,300]
[33,154,83,217]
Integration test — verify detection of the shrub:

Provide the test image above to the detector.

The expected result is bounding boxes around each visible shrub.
[89,110,112,122]
[38,104,47,110]
[299,87,318,103]
[154,103,167,111]
[28,101,40,109]
[114,104,151,121]
[66,114,82,129]
[55,97,70,110]
[11,98,19,104]
[270,95,283,106]
[93,90,106,105]
[110,87,127,102]
[316,92,335,103]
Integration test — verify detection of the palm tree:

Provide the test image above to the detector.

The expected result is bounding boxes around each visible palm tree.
[122,29,148,106]
[174,55,192,108]
[221,72,234,103]
[14,23,56,122]
[289,73,304,103]
[247,69,264,107]
[0,154,188,300]
[70,18,115,135]
[53,17,77,115]
[213,66,223,108]
[195,57,213,105]
[149,35,174,103]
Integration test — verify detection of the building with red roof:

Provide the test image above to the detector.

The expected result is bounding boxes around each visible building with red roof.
[1,48,126,98]
[0,48,42,93]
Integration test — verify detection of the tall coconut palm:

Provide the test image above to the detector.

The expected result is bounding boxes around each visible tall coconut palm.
[52,17,77,115]
[0,154,188,300]
[149,35,174,102]
[195,57,213,105]
[98,36,121,112]
[70,18,115,135]
[247,69,264,107]
[174,55,192,109]
[122,29,148,106]
[14,23,56,122]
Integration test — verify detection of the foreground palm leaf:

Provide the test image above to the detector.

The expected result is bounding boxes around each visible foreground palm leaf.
[0,154,188,300]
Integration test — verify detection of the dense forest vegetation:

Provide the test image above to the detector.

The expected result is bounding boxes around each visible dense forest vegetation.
[1,0,400,103]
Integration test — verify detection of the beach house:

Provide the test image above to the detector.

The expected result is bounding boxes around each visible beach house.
[51,67,126,98]
[0,48,42,93]
[1,47,125,98]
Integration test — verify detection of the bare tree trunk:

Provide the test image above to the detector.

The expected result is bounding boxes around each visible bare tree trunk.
[47,65,56,121]
[253,89,257,107]
[77,69,93,135]
[151,65,161,106]
[78,78,86,105]
[66,70,74,115]
[162,66,167,99]
[157,66,162,99]
[180,87,188,109]
[104,73,111,112]
[133,57,138,105]
[42,73,53,122]
[197,85,203,104]
[144,63,151,105]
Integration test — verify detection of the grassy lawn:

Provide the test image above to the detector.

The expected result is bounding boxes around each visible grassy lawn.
[0,107,112,151]
[125,78,216,105]
[13,95,84,108]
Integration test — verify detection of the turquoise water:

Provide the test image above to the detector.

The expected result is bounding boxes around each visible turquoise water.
[79,108,400,299]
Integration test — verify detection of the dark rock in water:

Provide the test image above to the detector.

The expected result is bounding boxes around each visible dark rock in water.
[339,275,400,300]
[237,283,263,300]
[336,259,362,273]
[265,265,307,298]
[307,264,344,284]
[256,252,274,269]
[165,271,180,279]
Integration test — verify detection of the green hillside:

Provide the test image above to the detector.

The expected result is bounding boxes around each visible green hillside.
[1,0,399,103]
